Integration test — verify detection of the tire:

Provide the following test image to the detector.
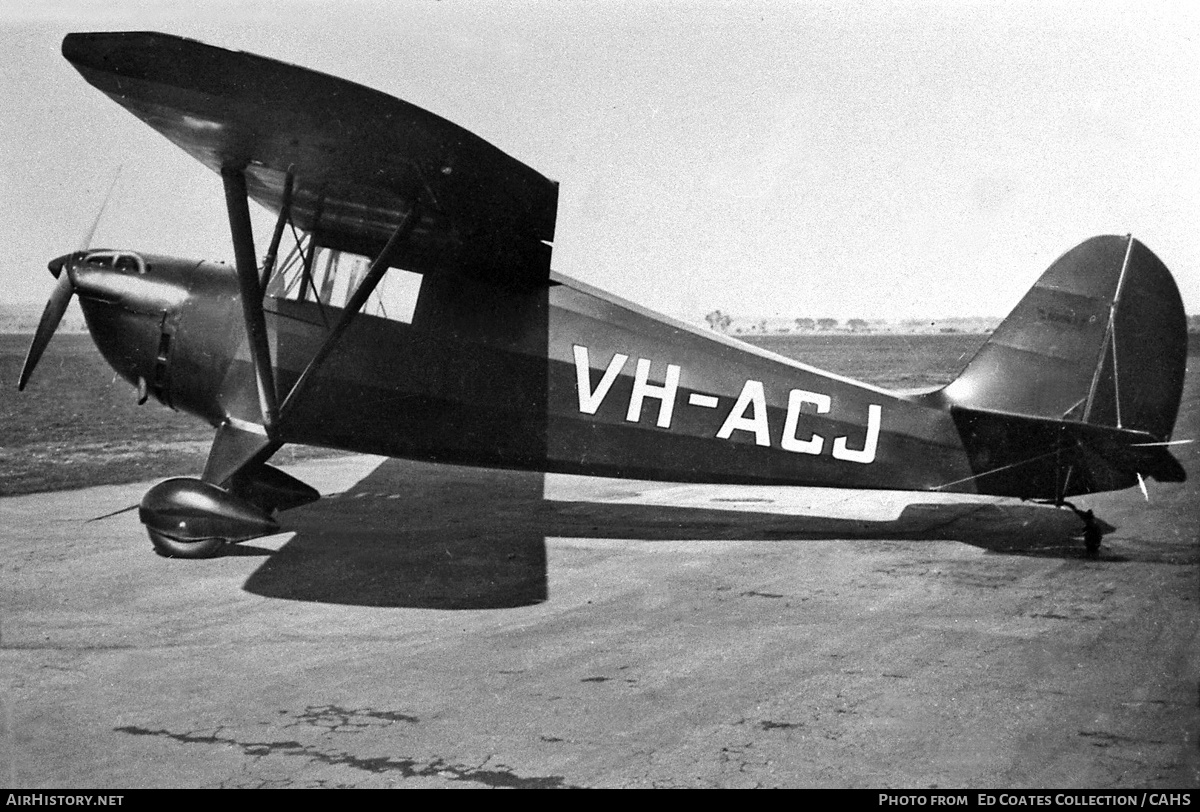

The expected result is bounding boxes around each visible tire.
[147,527,226,559]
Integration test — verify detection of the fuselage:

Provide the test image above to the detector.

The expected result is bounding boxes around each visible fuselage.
[72,249,985,494]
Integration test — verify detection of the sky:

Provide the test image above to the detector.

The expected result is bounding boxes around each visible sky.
[2,0,1197,323]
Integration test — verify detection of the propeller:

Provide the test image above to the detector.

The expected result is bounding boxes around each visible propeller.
[18,266,77,390]
[17,169,120,391]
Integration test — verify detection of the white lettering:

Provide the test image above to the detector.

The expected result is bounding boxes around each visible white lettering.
[688,393,719,409]
[626,358,681,428]
[832,403,882,464]
[781,389,831,455]
[573,345,628,415]
[717,380,770,446]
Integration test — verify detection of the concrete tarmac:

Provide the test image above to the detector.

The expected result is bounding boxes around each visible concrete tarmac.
[2,390,1197,788]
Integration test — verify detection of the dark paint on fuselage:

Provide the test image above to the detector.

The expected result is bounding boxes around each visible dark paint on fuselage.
[77,252,984,495]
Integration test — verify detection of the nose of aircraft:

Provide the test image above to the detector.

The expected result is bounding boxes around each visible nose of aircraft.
[47,252,75,278]
[18,250,189,392]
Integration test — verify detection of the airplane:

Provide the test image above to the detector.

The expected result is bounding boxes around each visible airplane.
[18,31,1188,560]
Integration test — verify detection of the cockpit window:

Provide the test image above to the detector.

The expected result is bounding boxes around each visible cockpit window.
[266,238,422,324]
[85,252,145,274]
[115,254,140,272]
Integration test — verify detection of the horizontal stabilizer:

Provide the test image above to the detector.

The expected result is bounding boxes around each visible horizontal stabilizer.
[948,406,1185,499]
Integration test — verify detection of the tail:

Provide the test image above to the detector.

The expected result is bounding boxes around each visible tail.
[934,235,1188,498]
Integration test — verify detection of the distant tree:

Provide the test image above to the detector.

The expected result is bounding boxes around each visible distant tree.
[704,309,732,332]
[817,318,839,331]
[794,317,815,332]
[846,318,869,332]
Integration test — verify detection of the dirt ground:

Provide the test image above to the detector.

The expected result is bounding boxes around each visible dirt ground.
[1,377,1196,788]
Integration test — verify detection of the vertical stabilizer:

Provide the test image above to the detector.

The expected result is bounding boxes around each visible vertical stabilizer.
[941,235,1186,441]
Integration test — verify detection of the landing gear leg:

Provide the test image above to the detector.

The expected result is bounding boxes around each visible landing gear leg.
[1064,502,1102,558]
[1082,513,1102,558]
[1036,496,1104,558]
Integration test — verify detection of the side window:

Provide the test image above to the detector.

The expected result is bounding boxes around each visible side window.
[364,267,422,324]
[266,242,422,325]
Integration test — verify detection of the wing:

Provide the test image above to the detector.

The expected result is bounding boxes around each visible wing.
[62,31,558,288]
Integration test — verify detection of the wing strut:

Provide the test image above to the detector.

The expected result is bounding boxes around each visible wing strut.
[279,201,423,420]
[259,168,294,293]
[221,166,279,432]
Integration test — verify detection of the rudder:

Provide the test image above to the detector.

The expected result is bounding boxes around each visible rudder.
[940,235,1187,441]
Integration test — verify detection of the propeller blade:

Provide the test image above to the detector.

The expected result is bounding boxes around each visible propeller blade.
[17,269,75,391]
[79,167,122,251]
[19,168,121,391]
[19,168,121,390]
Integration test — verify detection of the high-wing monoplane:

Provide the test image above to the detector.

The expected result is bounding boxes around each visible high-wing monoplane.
[19,32,1188,559]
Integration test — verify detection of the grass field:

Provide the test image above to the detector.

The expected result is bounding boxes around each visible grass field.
[3,331,1194,496]
[746,332,987,389]
[0,333,338,495]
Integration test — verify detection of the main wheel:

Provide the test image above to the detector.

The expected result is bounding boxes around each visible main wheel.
[140,478,279,558]
[147,527,226,559]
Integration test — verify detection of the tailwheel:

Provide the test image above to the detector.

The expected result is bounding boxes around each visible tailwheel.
[1038,498,1104,558]
[1063,501,1102,558]
[146,528,227,559]
[1082,516,1102,558]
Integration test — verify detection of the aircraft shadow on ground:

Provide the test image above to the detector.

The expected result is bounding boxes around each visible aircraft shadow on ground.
[240,458,1110,609]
